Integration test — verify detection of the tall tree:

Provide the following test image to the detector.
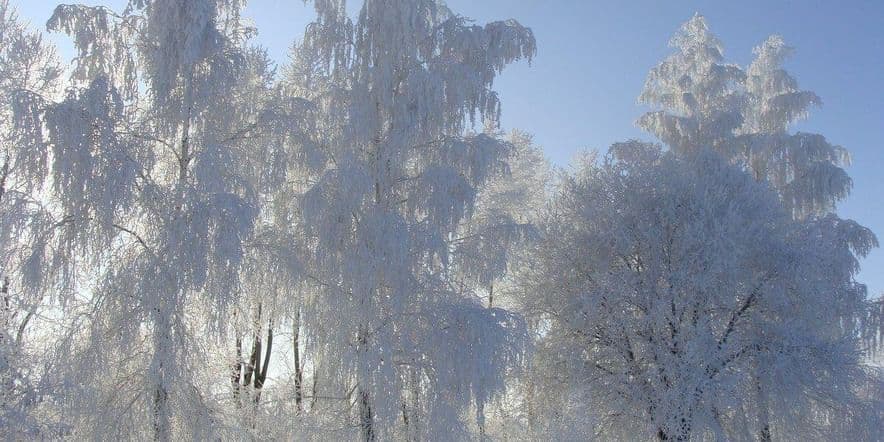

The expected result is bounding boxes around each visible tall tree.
[286,0,535,438]
[10,1,279,438]
[0,1,61,436]
[740,35,851,219]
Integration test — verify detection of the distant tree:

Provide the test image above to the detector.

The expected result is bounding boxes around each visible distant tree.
[638,14,852,220]
[740,35,851,218]
[638,14,745,159]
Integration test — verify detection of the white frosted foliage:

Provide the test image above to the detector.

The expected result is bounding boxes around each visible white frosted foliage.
[0,2,879,440]
[286,0,535,438]
[517,142,880,440]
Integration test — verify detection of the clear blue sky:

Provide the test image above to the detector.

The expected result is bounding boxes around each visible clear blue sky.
[16,1,884,297]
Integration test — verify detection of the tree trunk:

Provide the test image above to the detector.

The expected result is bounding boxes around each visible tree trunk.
[755,377,771,441]
[357,327,374,441]
[153,384,169,442]
[656,427,691,442]
[657,428,667,440]
[152,313,171,442]
[243,326,260,387]
[0,277,9,413]
[152,75,192,442]
[409,368,420,439]
[293,308,303,412]
[360,389,375,442]
[0,156,10,204]
[310,366,319,410]
[232,333,242,408]
[1,277,8,328]
[253,320,272,405]
[401,367,420,441]
[235,304,273,426]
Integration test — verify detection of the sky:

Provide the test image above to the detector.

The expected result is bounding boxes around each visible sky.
[15,0,884,297]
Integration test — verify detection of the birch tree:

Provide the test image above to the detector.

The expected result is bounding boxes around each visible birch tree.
[10,1,278,438]
[0,1,62,436]
[286,0,535,438]
[450,130,549,309]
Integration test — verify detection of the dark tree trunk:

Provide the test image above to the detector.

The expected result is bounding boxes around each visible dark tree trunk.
[656,416,691,441]
[656,428,691,441]
[759,425,772,442]
[360,389,375,442]
[1,277,8,326]
[153,385,169,441]
[231,333,243,408]
[293,308,304,411]
[488,282,493,309]
[233,304,273,426]
[756,377,771,442]
[253,320,272,405]
[357,327,374,441]
[0,156,9,204]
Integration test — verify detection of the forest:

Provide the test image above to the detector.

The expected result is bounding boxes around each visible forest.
[0,0,881,440]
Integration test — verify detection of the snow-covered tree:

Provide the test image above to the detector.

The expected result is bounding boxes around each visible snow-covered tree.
[8,1,281,438]
[739,35,852,219]
[518,141,878,440]
[638,17,882,438]
[0,1,62,436]
[444,129,550,439]
[2,2,880,439]
[639,14,854,221]
[638,13,745,159]
[285,0,535,438]
[449,130,549,310]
